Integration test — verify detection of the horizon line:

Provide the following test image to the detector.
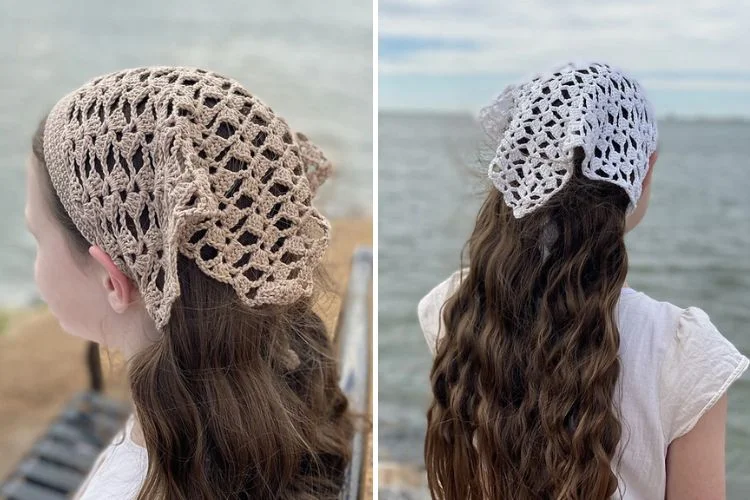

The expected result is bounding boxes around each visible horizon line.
[378,108,750,122]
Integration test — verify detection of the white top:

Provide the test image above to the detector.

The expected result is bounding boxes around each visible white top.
[417,270,749,500]
[73,414,148,500]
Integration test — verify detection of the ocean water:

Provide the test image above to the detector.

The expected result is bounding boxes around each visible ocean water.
[0,0,372,306]
[378,112,750,496]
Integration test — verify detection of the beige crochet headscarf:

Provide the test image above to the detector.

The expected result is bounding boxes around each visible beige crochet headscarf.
[43,66,333,330]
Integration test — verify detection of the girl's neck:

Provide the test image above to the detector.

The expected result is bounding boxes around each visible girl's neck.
[129,413,147,449]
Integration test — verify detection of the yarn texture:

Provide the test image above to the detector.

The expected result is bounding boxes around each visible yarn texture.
[43,66,333,330]
[480,62,658,218]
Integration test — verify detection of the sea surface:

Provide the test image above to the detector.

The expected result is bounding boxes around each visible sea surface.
[0,0,372,306]
[379,112,750,497]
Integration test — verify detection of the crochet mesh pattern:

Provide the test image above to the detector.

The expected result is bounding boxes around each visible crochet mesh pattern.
[43,67,333,330]
[480,62,658,218]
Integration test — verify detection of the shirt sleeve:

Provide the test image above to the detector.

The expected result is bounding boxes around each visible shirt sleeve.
[417,269,465,356]
[660,306,749,442]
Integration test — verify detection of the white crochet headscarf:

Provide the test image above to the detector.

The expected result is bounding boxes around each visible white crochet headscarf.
[480,62,658,219]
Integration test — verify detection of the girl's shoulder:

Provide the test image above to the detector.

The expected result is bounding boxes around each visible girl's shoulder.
[417,268,466,355]
[634,292,749,442]
[417,273,748,451]
[607,288,748,443]
[619,288,746,375]
[74,414,148,500]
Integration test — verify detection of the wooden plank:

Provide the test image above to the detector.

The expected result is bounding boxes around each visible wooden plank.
[17,458,84,494]
[32,441,96,474]
[1,478,68,500]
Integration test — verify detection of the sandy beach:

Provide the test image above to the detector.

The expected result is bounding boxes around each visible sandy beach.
[0,217,373,493]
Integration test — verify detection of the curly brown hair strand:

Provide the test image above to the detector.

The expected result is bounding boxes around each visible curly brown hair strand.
[425,148,629,500]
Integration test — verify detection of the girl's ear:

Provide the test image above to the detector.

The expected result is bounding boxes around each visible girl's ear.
[88,246,137,313]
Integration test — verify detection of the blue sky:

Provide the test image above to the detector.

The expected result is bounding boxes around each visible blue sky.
[379,0,750,118]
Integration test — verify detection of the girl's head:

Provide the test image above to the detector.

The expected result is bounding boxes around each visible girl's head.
[27,67,351,499]
[425,62,658,499]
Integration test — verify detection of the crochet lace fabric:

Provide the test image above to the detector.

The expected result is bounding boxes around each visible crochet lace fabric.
[43,66,333,330]
[480,62,658,218]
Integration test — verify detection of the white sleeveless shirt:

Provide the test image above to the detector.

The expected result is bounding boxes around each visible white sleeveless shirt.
[417,270,749,500]
[73,414,148,500]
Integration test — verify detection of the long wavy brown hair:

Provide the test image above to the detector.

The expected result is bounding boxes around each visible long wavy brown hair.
[425,148,630,499]
[32,118,353,499]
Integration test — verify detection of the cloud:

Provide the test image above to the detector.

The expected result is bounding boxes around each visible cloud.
[380,0,749,76]
[379,0,750,114]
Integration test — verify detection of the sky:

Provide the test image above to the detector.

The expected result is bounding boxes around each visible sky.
[379,0,750,118]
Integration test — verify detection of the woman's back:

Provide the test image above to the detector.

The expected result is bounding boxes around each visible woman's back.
[415,62,750,499]
[419,271,748,498]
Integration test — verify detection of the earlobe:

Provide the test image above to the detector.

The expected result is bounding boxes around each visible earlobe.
[108,275,128,313]
[88,246,135,313]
